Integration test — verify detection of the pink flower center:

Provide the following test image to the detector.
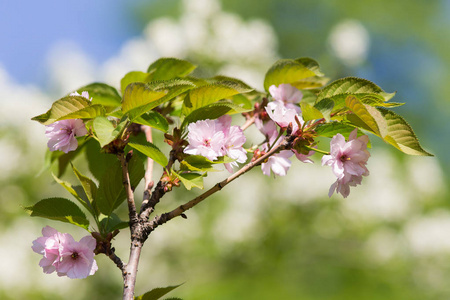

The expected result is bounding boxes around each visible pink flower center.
[340,154,350,162]
[203,139,211,147]
[71,252,79,260]
[60,127,73,134]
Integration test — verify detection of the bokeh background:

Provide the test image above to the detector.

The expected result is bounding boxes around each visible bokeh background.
[1,0,449,299]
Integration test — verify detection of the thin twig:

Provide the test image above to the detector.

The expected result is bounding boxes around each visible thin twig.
[141,125,155,212]
[117,154,138,224]
[142,136,292,238]
[107,249,125,274]
[139,147,177,219]
[139,180,167,220]
[240,115,255,131]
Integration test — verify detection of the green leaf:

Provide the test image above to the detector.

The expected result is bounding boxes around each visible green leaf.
[135,283,183,300]
[231,94,253,111]
[313,98,334,121]
[345,96,385,137]
[180,155,217,172]
[263,58,324,91]
[315,78,398,114]
[147,78,199,90]
[121,71,152,95]
[358,94,404,108]
[24,198,89,230]
[344,96,432,156]
[128,142,168,167]
[31,96,91,125]
[377,108,433,156]
[127,80,197,120]
[147,57,196,80]
[295,58,324,76]
[96,155,144,215]
[174,172,204,190]
[99,213,129,233]
[211,75,254,91]
[75,83,122,107]
[314,122,371,146]
[72,164,97,209]
[181,102,250,129]
[318,77,382,101]
[52,173,93,213]
[122,83,167,114]
[57,104,106,121]
[315,122,356,138]
[291,76,329,89]
[133,111,169,133]
[182,82,253,116]
[301,90,318,106]
[93,116,117,147]
[84,139,118,181]
[300,102,323,121]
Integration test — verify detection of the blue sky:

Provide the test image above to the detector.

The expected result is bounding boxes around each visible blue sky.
[0,0,143,85]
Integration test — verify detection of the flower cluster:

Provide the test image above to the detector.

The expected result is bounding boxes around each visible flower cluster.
[184,115,247,172]
[257,84,313,177]
[44,91,91,153]
[322,129,370,198]
[32,226,98,279]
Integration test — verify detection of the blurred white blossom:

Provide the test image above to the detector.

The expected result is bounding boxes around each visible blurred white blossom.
[328,19,370,67]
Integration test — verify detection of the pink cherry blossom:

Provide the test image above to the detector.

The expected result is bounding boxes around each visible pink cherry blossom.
[184,119,226,161]
[321,129,370,197]
[70,91,92,101]
[184,116,247,171]
[255,118,278,142]
[222,125,247,172]
[265,100,303,132]
[328,174,363,198]
[215,116,247,172]
[214,114,232,133]
[32,227,98,279]
[261,149,293,177]
[45,119,88,153]
[260,137,293,177]
[269,84,302,113]
[32,226,67,274]
[57,235,98,279]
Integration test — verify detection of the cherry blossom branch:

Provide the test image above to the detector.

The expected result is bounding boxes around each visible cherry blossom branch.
[141,126,155,213]
[139,180,168,220]
[139,141,179,219]
[142,135,294,238]
[118,154,138,223]
[123,241,142,300]
[118,152,142,300]
[240,115,255,131]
